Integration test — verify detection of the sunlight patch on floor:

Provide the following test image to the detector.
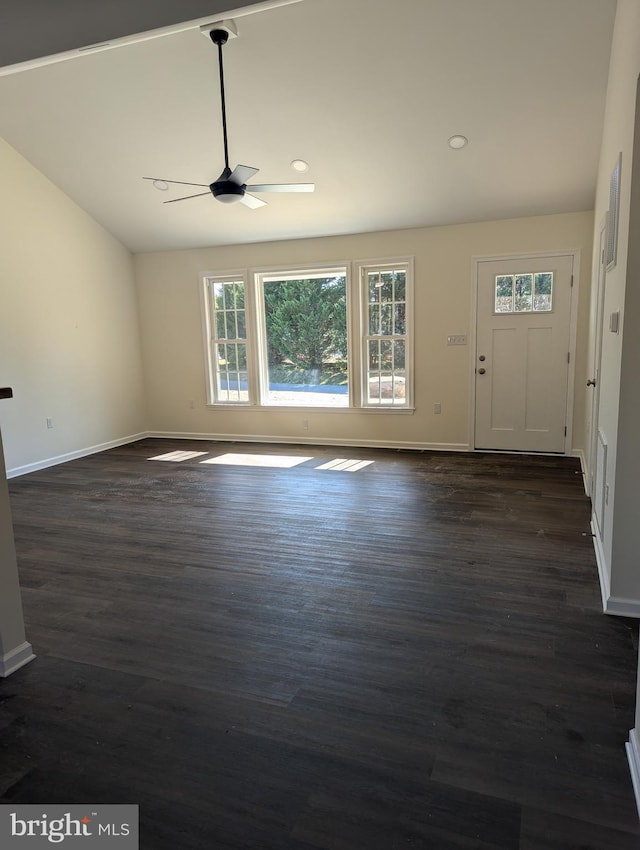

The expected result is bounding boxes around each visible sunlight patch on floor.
[315,458,374,472]
[200,453,313,469]
[148,450,208,462]
[148,450,375,471]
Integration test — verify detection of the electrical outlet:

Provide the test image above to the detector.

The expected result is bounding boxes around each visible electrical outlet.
[433,403,441,414]
[46,417,53,429]
[188,399,195,409]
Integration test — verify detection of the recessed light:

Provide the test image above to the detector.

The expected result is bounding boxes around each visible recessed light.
[448,135,468,149]
[291,159,309,173]
[152,180,169,191]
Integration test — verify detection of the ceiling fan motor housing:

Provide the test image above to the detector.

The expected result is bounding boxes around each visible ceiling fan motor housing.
[210,180,245,203]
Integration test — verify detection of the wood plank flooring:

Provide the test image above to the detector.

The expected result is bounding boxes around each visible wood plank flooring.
[1,439,639,849]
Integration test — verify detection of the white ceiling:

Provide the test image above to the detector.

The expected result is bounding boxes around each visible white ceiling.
[0,0,616,253]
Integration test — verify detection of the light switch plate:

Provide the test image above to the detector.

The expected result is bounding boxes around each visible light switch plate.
[447,334,467,345]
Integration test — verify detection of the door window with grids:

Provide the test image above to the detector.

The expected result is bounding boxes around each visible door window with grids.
[494,272,553,313]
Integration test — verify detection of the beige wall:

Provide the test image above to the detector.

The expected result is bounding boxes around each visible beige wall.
[585,0,640,606]
[135,210,593,451]
[0,138,147,473]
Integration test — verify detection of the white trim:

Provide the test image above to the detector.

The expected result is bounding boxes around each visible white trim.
[468,258,479,451]
[0,0,303,77]
[626,728,640,819]
[570,448,589,495]
[6,432,147,479]
[470,249,581,454]
[565,250,581,455]
[201,257,415,413]
[199,269,250,405]
[355,257,414,410]
[592,517,611,611]
[204,403,416,414]
[0,641,35,677]
[253,262,352,407]
[146,430,470,453]
[586,214,608,497]
[604,596,640,618]
[591,520,640,617]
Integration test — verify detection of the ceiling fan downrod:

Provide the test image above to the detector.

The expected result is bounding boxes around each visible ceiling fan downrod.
[210,29,231,173]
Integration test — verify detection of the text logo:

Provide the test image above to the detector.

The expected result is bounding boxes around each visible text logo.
[0,806,138,848]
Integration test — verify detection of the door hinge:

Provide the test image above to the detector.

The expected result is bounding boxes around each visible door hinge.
[602,249,605,265]
[570,274,574,288]
[564,426,567,436]
[567,351,570,364]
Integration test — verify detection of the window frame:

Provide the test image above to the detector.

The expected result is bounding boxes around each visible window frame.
[200,269,254,406]
[200,256,414,412]
[254,263,352,408]
[356,258,414,409]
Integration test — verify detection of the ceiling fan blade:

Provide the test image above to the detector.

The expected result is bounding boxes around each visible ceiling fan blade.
[229,164,260,186]
[248,183,315,193]
[163,192,211,204]
[240,193,267,209]
[143,177,209,187]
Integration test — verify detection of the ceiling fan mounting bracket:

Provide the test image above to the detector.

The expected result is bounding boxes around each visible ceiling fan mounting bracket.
[199,20,238,41]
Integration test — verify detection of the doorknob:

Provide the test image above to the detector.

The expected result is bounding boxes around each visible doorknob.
[478,355,486,362]
[478,368,486,375]
[587,378,596,387]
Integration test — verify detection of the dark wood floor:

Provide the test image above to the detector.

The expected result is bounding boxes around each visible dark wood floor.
[1,439,639,849]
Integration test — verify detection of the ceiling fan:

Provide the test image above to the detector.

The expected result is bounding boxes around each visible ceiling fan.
[144,26,314,209]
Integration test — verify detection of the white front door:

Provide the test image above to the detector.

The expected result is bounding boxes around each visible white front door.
[474,254,574,453]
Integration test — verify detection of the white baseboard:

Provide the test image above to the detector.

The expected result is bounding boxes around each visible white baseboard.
[146,430,471,453]
[0,641,35,677]
[626,729,640,819]
[591,520,640,617]
[570,448,589,495]
[6,432,148,479]
[604,596,640,617]
[592,519,610,611]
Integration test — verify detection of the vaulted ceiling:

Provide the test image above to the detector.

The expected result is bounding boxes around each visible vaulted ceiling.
[0,0,616,253]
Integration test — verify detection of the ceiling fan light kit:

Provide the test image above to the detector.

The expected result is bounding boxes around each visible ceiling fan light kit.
[144,20,315,210]
[211,174,247,204]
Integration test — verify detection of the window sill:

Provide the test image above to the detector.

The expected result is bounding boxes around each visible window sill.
[205,404,415,414]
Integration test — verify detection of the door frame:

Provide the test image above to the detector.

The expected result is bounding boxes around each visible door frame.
[587,215,608,499]
[468,249,581,454]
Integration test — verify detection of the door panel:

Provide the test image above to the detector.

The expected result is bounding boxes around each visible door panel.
[490,328,518,430]
[525,326,553,431]
[475,255,574,453]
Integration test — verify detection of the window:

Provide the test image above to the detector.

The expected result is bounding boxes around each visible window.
[494,272,553,313]
[202,275,249,403]
[257,269,349,408]
[363,265,408,406]
[201,258,413,410]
